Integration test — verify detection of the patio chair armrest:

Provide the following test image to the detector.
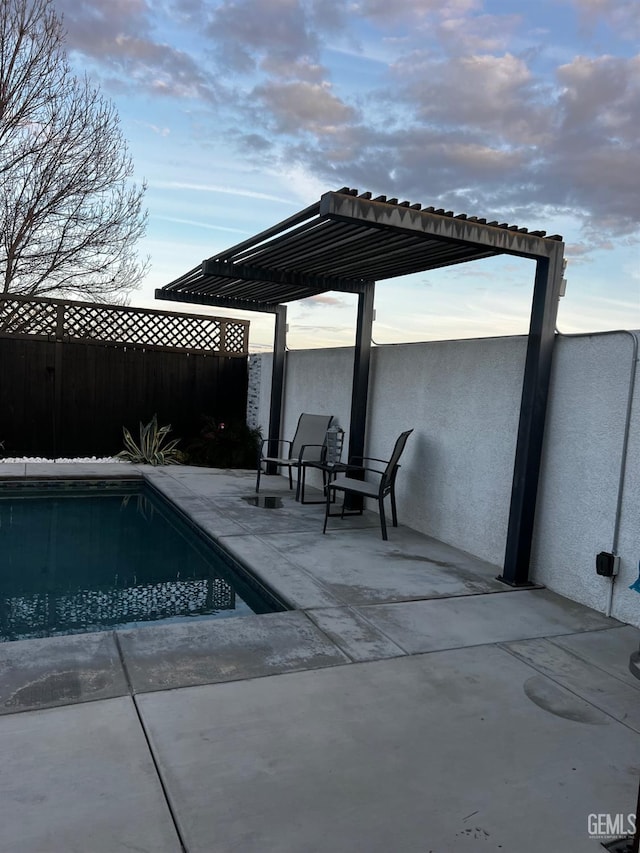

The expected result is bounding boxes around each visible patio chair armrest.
[341,464,385,478]
[361,465,385,477]
[348,455,388,467]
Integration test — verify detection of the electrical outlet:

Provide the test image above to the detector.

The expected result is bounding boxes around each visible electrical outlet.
[596,552,620,577]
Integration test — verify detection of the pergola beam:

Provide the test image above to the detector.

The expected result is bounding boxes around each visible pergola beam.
[155,289,280,314]
[320,192,561,260]
[202,260,372,295]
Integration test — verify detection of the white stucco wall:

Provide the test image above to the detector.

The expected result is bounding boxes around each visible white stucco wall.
[280,347,354,441]
[365,337,526,564]
[530,332,640,625]
[250,332,640,626]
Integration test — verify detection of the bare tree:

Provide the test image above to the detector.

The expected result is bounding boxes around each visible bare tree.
[0,0,148,301]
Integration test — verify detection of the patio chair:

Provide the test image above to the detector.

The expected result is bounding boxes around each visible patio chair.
[322,429,413,540]
[256,413,334,493]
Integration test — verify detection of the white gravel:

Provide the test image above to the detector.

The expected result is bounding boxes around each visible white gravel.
[0,457,126,464]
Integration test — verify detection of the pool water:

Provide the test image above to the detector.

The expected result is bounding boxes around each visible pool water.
[0,479,283,642]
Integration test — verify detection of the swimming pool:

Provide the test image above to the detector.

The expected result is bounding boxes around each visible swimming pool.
[0,479,285,642]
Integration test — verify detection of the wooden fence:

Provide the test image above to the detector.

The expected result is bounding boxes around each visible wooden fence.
[0,295,250,459]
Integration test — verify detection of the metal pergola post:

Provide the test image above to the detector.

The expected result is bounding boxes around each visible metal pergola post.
[499,247,565,586]
[348,285,375,463]
[266,304,287,473]
[344,285,375,509]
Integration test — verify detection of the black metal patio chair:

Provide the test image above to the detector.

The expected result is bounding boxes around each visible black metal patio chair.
[322,429,413,540]
[256,413,333,493]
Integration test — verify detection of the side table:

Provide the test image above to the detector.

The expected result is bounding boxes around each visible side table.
[297,460,352,504]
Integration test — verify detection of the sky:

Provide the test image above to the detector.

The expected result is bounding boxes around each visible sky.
[54,0,639,351]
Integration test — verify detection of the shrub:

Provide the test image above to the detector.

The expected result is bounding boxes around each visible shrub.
[184,416,261,469]
[117,414,183,466]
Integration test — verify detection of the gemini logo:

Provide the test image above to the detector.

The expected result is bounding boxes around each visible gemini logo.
[587,813,636,840]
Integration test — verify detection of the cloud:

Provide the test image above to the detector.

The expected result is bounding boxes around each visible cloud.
[260,56,326,82]
[152,181,295,204]
[206,0,319,73]
[308,0,347,32]
[56,0,152,52]
[555,54,639,141]
[541,55,640,231]
[58,0,221,102]
[435,12,521,54]
[270,44,639,244]
[116,37,220,101]
[136,121,171,136]
[565,242,595,262]
[391,52,552,144]
[57,0,640,250]
[166,0,209,24]
[301,294,346,306]
[252,80,357,134]
[155,215,248,234]
[236,132,274,153]
[568,0,640,39]
[352,0,481,24]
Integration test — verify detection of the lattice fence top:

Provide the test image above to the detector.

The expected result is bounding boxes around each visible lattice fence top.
[0,295,249,355]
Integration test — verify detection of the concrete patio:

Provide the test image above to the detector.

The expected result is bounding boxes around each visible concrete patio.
[0,463,638,852]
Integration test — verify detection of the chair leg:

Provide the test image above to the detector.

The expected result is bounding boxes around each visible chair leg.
[323,470,334,503]
[256,462,261,493]
[288,466,293,490]
[323,486,332,534]
[390,488,398,527]
[379,497,388,540]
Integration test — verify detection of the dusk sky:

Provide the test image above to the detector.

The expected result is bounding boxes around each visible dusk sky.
[56,0,639,350]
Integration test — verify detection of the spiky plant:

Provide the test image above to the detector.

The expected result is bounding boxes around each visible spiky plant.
[117,414,183,466]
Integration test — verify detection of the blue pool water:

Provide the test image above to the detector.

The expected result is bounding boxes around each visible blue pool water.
[0,479,284,642]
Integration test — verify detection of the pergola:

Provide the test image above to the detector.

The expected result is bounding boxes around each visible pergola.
[156,187,566,587]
